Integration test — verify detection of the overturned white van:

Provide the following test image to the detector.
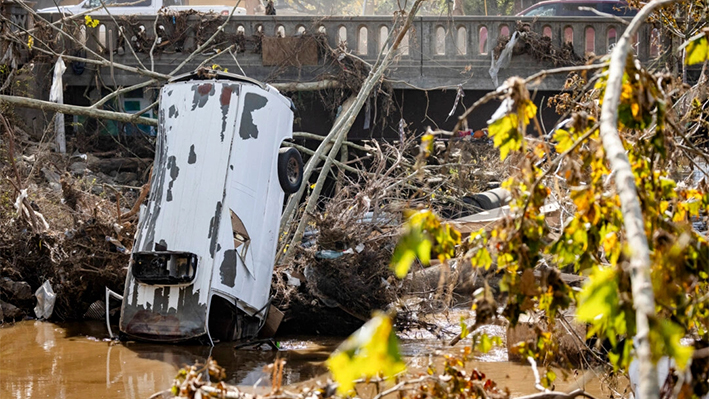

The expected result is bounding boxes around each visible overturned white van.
[118,70,302,343]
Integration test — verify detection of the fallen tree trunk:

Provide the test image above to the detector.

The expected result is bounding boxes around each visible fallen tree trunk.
[0,94,158,126]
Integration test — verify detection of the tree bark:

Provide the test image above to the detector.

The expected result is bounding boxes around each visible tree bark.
[453,0,465,15]
[598,1,678,399]
[0,94,158,126]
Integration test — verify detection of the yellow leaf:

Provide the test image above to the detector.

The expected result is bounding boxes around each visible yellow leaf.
[84,15,100,28]
[630,103,640,118]
[488,113,522,161]
[327,313,406,394]
[553,129,573,153]
[27,36,34,50]
[685,35,709,66]
[521,100,537,124]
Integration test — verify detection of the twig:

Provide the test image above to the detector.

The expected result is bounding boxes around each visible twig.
[518,125,598,226]
[197,44,236,70]
[371,376,433,399]
[281,142,363,174]
[149,13,160,72]
[92,79,158,109]
[578,7,630,25]
[99,2,148,70]
[227,46,247,76]
[168,0,243,76]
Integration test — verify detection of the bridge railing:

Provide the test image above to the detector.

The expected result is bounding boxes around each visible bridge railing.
[69,15,657,64]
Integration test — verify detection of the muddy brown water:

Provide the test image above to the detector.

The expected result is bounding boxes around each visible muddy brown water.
[0,320,618,399]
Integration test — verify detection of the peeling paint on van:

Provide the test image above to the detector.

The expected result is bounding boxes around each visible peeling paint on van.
[208,201,222,258]
[220,249,237,287]
[166,155,180,202]
[191,83,215,110]
[188,145,197,164]
[239,93,267,140]
[220,84,240,142]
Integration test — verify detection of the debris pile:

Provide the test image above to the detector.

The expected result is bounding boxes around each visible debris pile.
[493,21,585,67]
[0,117,148,322]
[274,136,510,335]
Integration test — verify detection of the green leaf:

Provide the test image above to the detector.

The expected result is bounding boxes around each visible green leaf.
[471,247,493,270]
[390,223,430,278]
[576,267,618,324]
[478,333,493,353]
[545,369,557,385]
[685,35,709,66]
[460,318,470,339]
[649,318,693,370]
[326,313,406,394]
[488,113,522,161]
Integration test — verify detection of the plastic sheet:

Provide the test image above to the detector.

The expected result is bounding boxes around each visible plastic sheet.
[34,280,56,320]
[49,57,66,153]
[488,31,519,88]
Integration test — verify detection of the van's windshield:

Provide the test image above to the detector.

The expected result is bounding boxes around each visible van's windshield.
[84,0,152,8]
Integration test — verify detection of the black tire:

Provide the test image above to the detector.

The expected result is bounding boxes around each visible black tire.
[278,147,303,194]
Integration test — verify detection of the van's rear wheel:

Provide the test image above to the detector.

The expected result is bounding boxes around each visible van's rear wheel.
[278,147,303,194]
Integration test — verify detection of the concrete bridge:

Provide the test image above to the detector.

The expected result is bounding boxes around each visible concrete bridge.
[34,14,661,91]
[4,6,672,136]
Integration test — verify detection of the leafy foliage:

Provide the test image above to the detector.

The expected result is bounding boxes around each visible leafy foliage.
[84,15,100,28]
[685,31,709,65]
[390,209,461,278]
[462,62,708,387]
[326,312,406,394]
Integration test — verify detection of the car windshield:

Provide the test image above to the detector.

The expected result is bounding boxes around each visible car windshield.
[524,4,557,16]
[85,0,151,7]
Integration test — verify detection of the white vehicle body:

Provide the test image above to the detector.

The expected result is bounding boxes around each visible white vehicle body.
[38,0,245,16]
[119,71,293,343]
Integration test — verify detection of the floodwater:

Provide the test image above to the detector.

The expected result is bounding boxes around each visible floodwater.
[0,320,619,399]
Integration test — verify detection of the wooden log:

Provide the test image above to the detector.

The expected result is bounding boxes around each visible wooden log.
[0,94,158,126]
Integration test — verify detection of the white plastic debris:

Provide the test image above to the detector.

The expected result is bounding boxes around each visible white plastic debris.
[285,271,301,287]
[489,31,520,88]
[49,57,67,154]
[13,189,28,212]
[487,97,514,126]
[34,280,56,320]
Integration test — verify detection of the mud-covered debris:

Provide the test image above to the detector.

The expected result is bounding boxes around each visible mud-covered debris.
[0,300,24,322]
[0,277,33,302]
